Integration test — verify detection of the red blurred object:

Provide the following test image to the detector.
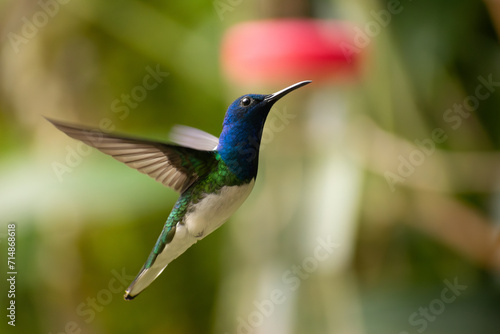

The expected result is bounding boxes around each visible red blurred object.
[220,19,363,85]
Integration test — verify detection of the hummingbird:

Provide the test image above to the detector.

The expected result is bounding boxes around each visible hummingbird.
[47,80,311,300]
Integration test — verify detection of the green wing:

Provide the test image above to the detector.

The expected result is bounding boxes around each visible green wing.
[47,118,217,193]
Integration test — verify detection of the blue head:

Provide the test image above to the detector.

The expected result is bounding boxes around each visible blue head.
[217,80,311,181]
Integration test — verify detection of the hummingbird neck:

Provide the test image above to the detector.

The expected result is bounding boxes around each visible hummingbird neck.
[217,121,265,181]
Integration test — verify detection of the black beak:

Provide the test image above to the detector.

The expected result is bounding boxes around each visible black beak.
[264,80,312,103]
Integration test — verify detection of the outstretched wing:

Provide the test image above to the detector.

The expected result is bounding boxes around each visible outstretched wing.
[47,118,217,193]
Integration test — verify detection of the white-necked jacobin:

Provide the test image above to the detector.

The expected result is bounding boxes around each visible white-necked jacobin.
[47,80,311,300]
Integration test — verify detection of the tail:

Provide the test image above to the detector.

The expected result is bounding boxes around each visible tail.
[124,265,168,300]
[123,223,199,300]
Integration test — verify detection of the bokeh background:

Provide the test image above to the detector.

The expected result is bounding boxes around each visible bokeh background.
[1,0,500,333]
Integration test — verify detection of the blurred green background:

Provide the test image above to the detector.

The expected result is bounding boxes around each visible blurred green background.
[1,0,500,333]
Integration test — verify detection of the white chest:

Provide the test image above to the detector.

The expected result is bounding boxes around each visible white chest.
[185,179,255,238]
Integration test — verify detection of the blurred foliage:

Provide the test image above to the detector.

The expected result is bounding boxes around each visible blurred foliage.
[0,0,500,333]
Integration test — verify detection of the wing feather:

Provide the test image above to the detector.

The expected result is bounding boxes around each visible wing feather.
[47,118,217,193]
[169,125,219,150]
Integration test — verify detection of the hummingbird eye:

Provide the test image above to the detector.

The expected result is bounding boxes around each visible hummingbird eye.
[240,97,252,107]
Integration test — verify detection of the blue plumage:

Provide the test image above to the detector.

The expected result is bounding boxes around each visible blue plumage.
[217,94,271,181]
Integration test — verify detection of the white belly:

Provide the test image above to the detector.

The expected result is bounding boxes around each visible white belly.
[126,180,255,298]
[185,179,255,238]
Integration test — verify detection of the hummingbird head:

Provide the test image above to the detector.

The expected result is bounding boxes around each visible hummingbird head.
[217,80,311,180]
